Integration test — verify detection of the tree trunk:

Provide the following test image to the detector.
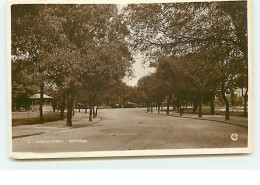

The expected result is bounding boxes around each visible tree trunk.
[177,98,180,113]
[60,92,66,120]
[95,105,98,117]
[221,82,230,121]
[52,101,56,112]
[66,96,73,127]
[198,95,203,118]
[89,102,93,122]
[39,83,44,124]
[92,106,95,118]
[210,97,215,115]
[242,52,248,117]
[193,101,198,114]
[66,82,74,126]
[166,95,172,114]
[72,101,75,116]
[79,108,80,112]
[243,89,248,117]
[158,102,160,114]
[151,102,153,113]
[85,108,87,113]
[172,101,176,111]
[180,108,183,116]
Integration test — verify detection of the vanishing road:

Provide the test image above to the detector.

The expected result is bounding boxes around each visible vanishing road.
[12,108,248,153]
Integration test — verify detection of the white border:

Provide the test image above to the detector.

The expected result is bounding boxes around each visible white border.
[6,0,249,5]
[7,0,253,159]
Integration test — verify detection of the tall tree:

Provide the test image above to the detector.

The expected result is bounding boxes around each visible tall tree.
[44,46,84,126]
[54,4,133,125]
[155,57,175,114]
[12,5,64,123]
[124,2,248,120]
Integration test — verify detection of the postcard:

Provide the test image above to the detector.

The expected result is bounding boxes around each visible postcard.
[7,0,252,159]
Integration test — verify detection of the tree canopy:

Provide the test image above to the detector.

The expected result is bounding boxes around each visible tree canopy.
[11,2,249,124]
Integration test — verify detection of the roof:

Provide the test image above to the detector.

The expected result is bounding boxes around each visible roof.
[29,94,53,99]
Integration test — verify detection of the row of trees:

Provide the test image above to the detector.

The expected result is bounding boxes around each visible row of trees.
[124,1,248,120]
[12,5,133,126]
[137,48,247,119]
[12,2,249,124]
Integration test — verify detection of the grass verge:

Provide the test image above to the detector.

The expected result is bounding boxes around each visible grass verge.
[12,112,67,126]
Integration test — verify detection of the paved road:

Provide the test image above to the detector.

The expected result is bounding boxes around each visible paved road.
[12,108,248,153]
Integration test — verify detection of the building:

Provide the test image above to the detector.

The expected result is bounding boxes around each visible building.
[30,93,53,112]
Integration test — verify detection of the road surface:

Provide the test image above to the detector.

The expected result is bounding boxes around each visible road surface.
[12,108,248,153]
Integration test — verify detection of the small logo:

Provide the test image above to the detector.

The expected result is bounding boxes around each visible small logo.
[231,133,239,141]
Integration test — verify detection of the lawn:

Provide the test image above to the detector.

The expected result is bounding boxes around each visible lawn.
[173,107,247,117]
[12,112,67,126]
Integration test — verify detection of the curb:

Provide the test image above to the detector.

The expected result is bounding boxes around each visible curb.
[12,116,103,139]
[70,116,103,129]
[12,132,44,139]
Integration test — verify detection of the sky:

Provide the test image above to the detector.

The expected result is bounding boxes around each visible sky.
[123,54,156,87]
[118,4,156,87]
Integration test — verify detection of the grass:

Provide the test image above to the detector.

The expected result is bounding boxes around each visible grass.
[12,112,67,126]
[171,107,247,117]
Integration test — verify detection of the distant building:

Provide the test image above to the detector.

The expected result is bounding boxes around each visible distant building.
[29,94,53,112]
[124,102,136,108]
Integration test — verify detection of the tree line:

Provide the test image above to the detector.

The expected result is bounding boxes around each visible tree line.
[124,1,248,120]
[11,2,248,125]
[12,4,133,126]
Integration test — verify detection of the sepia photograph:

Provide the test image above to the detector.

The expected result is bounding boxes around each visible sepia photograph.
[8,0,252,159]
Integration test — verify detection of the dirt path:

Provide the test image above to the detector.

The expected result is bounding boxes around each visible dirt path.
[12,108,248,153]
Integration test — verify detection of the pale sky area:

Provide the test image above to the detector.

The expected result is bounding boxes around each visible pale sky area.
[118,4,156,87]
[123,54,156,87]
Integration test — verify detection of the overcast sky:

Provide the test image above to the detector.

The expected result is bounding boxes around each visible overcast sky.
[123,54,156,87]
[118,4,156,87]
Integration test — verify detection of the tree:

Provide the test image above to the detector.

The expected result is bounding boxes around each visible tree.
[55,5,133,124]
[12,58,38,111]
[137,75,156,112]
[12,5,64,123]
[44,45,85,126]
[137,73,167,114]
[124,2,248,120]
[164,49,221,117]
[214,46,245,120]
[155,57,175,114]
[234,61,248,117]
[124,2,247,60]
